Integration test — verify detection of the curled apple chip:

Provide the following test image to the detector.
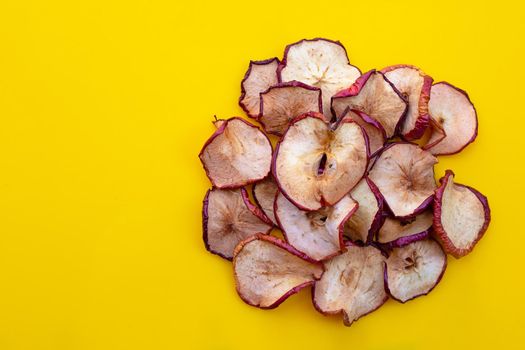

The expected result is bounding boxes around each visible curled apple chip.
[385,239,447,303]
[199,117,272,188]
[273,113,368,211]
[369,143,437,218]
[424,82,478,155]
[259,81,323,136]
[381,65,433,140]
[377,211,433,248]
[275,192,358,261]
[278,38,361,116]
[331,70,408,138]
[433,170,490,258]
[252,177,279,226]
[239,58,280,118]
[343,177,383,244]
[313,244,387,326]
[343,108,386,156]
[233,234,324,308]
[203,188,272,260]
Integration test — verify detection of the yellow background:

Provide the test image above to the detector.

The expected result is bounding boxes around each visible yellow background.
[0,0,523,349]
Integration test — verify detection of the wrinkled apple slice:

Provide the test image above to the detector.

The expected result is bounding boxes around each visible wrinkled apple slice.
[275,192,358,261]
[377,211,433,248]
[332,70,408,138]
[433,170,490,258]
[199,117,272,188]
[424,82,478,155]
[273,113,368,211]
[369,143,437,218]
[343,178,383,244]
[278,38,361,116]
[233,234,324,308]
[342,108,386,157]
[252,177,279,226]
[203,188,272,260]
[313,244,387,326]
[381,65,433,140]
[239,58,280,118]
[259,81,323,136]
[385,239,446,303]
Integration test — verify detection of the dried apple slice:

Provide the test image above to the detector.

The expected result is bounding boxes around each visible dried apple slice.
[313,244,387,326]
[275,192,358,261]
[199,117,272,188]
[369,143,437,218]
[385,239,447,303]
[203,188,272,260]
[342,108,386,157]
[259,81,323,136]
[278,38,361,116]
[331,70,408,138]
[423,82,478,155]
[343,177,384,244]
[433,170,490,258]
[273,112,368,211]
[381,65,433,140]
[233,234,324,308]
[239,58,280,118]
[377,211,433,248]
[252,177,279,226]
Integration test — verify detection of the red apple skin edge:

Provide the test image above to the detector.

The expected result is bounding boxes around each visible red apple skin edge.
[423,82,479,155]
[341,107,387,158]
[252,180,278,228]
[202,188,272,261]
[365,177,387,243]
[380,230,431,251]
[233,233,324,309]
[239,57,280,119]
[432,170,491,258]
[198,117,273,189]
[384,239,447,303]
[276,38,361,83]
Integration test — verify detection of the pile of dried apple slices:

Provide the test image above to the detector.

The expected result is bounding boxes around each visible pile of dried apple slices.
[199,38,490,326]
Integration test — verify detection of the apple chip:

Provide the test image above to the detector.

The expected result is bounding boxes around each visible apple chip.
[252,177,279,226]
[239,58,280,118]
[377,211,433,248]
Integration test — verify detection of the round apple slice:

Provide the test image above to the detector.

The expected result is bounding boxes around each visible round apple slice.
[313,244,387,326]
[259,81,323,136]
[381,65,433,140]
[331,70,408,138]
[203,188,272,260]
[275,192,358,261]
[369,143,437,218]
[252,177,279,226]
[343,177,384,244]
[199,117,272,189]
[433,170,490,258]
[239,58,280,118]
[233,234,324,309]
[385,239,447,303]
[278,38,361,116]
[423,82,478,155]
[377,211,433,248]
[273,113,368,211]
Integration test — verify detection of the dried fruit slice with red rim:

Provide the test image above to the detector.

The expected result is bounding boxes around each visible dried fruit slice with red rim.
[342,108,386,157]
[369,143,437,218]
[273,112,368,211]
[331,70,408,138]
[199,117,272,189]
[423,82,478,155]
[377,211,433,248]
[381,65,433,140]
[433,170,490,258]
[385,239,447,303]
[233,234,324,308]
[239,58,280,118]
[252,176,279,226]
[275,192,358,261]
[343,178,384,244]
[259,81,323,136]
[313,244,387,326]
[203,188,272,260]
[278,38,361,116]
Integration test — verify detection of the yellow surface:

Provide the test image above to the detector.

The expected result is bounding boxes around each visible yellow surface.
[0,0,523,349]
